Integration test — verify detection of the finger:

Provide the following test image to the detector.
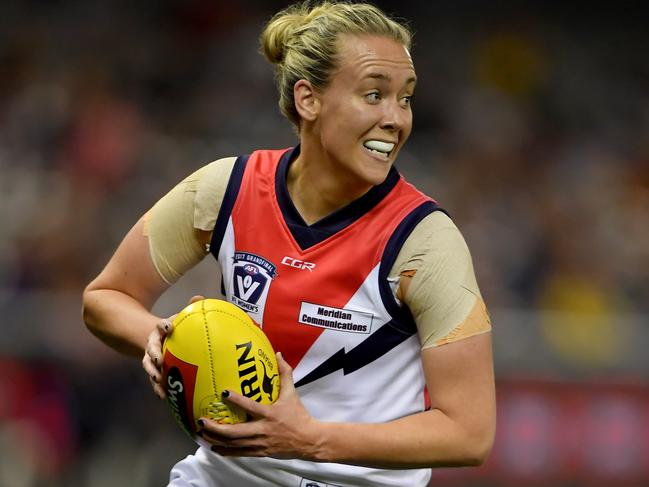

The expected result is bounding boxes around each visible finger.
[189,295,205,304]
[199,417,262,440]
[200,430,236,445]
[276,352,296,396]
[221,390,268,419]
[142,354,161,381]
[148,372,167,400]
[200,427,255,444]
[198,418,265,448]
[203,434,265,449]
[146,332,164,367]
[143,354,166,400]
[156,318,174,336]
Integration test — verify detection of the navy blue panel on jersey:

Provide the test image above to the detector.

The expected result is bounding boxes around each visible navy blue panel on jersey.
[294,319,415,388]
[210,154,249,257]
[378,201,448,334]
[275,145,401,251]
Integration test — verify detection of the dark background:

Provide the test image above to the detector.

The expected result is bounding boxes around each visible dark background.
[1,1,648,486]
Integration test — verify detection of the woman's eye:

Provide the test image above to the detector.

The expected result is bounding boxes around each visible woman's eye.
[366,92,381,103]
[401,96,412,107]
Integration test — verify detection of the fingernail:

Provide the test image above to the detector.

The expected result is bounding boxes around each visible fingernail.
[221,390,230,399]
[197,419,205,427]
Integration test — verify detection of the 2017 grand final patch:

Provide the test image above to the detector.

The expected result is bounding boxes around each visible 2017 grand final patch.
[230,251,277,326]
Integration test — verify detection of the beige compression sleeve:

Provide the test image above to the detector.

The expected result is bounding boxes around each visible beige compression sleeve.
[145,157,236,284]
[389,211,491,349]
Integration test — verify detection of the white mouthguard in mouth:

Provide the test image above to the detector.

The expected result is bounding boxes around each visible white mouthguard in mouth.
[363,140,395,155]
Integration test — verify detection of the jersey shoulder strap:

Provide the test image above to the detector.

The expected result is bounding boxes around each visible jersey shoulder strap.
[209,154,249,255]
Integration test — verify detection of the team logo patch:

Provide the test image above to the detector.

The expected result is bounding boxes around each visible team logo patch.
[299,302,374,334]
[230,252,276,325]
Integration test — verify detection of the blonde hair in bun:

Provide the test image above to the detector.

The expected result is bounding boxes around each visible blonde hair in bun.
[260,1,412,127]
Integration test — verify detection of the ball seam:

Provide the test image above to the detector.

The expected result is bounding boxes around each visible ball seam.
[201,303,219,403]
[202,307,254,423]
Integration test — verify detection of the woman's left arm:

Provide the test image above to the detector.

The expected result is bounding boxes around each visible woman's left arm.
[200,331,495,469]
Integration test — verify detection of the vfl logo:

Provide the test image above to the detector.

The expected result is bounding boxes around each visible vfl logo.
[231,252,276,316]
[236,264,262,301]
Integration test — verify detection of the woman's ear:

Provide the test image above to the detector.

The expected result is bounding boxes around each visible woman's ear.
[294,79,320,122]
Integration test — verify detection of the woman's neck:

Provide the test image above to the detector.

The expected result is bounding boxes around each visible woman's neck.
[287,144,372,225]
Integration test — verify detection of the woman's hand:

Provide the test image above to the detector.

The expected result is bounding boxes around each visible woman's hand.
[142,295,205,399]
[198,352,324,461]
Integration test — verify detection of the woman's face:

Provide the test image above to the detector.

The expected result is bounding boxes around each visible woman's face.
[314,34,416,188]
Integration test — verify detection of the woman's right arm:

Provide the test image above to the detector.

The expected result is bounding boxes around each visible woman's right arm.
[82,157,234,400]
[81,157,234,356]
[81,215,170,357]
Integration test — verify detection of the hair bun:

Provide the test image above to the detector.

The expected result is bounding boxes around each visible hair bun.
[260,11,307,65]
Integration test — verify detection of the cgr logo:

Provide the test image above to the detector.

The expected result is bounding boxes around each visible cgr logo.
[281,256,316,272]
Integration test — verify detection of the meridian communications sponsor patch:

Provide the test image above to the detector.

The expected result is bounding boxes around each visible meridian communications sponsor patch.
[299,302,374,334]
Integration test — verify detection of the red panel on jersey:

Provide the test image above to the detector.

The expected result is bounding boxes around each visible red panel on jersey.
[226,148,431,369]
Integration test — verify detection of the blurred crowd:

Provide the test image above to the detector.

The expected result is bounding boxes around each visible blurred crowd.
[1,1,648,486]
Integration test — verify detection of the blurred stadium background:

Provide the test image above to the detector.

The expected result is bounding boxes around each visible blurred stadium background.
[1,1,648,486]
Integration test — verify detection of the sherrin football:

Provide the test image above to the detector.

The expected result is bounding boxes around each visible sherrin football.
[161,298,280,442]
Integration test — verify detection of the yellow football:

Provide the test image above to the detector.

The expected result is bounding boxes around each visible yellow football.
[161,298,280,441]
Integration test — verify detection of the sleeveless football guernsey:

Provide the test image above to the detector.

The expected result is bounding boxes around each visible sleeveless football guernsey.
[188,146,442,486]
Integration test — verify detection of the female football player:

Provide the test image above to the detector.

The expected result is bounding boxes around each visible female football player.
[82,2,496,485]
